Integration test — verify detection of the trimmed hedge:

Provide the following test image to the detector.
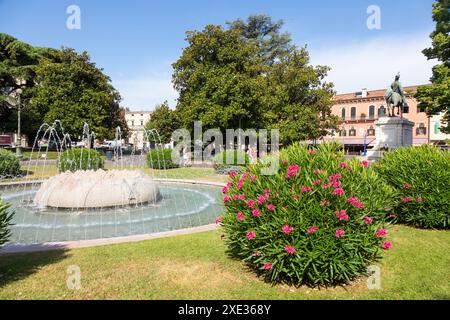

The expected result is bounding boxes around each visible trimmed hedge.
[376,145,450,229]
[219,142,395,286]
[0,148,20,178]
[58,148,105,172]
[146,148,180,169]
[0,199,14,246]
[213,150,250,174]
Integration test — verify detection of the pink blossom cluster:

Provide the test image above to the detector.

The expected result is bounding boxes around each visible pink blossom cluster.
[286,165,300,178]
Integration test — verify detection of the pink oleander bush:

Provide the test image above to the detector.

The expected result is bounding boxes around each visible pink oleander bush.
[376,145,450,229]
[219,142,395,286]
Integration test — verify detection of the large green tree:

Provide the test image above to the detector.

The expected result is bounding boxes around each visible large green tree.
[227,14,295,66]
[144,101,179,144]
[415,0,450,133]
[172,25,267,134]
[29,48,127,140]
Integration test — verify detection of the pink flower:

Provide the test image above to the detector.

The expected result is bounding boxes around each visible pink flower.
[264,188,271,194]
[308,150,317,155]
[403,183,412,189]
[320,200,330,206]
[382,241,392,250]
[335,229,345,238]
[223,195,231,203]
[215,216,222,224]
[286,165,300,178]
[332,188,345,196]
[237,180,244,190]
[282,160,287,165]
[222,186,229,194]
[416,197,423,203]
[347,197,359,205]
[267,204,276,211]
[249,175,257,181]
[331,180,342,188]
[252,251,261,257]
[355,202,364,209]
[232,194,239,201]
[376,229,388,237]
[226,181,233,188]
[281,225,294,234]
[263,263,273,270]
[401,197,412,203]
[329,173,342,181]
[252,209,261,217]
[321,183,331,189]
[336,210,349,221]
[238,194,245,200]
[246,231,256,240]
[339,162,348,169]
[360,160,369,168]
[307,226,319,234]
[284,246,296,254]
[364,216,373,225]
[312,179,322,186]
[246,199,255,208]
[257,195,266,205]
[301,186,312,193]
[236,212,245,221]
[228,171,238,177]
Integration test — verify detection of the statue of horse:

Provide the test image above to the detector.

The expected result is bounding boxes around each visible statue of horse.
[384,88,404,117]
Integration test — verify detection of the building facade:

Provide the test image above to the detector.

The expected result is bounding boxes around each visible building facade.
[124,110,152,150]
[325,86,450,151]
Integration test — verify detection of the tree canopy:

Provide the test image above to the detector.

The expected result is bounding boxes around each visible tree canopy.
[144,101,179,144]
[415,0,450,133]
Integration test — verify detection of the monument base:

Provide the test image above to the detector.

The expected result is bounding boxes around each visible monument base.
[365,116,414,161]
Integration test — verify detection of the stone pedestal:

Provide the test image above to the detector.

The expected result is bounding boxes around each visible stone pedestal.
[365,116,414,160]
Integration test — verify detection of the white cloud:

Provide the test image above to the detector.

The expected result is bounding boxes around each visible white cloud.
[113,73,178,111]
[310,32,437,94]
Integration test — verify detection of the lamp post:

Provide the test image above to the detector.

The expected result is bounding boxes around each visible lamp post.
[16,89,22,158]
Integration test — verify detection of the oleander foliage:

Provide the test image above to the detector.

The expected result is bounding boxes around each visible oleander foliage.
[219,142,395,286]
[58,148,105,172]
[0,148,20,179]
[0,199,14,246]
[376,145,450,229]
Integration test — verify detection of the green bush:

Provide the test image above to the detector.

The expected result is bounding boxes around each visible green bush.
[58,148,105,172]
[213,150,250,173]
[376,145,450,229]
[219,142,395,286]
[146,148,180,169]
[0,148,20,178]
[0,199,14,246]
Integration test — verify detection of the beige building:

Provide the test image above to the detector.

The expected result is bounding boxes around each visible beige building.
[124,110,152,150]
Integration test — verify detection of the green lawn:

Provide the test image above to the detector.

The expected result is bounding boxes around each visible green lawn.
[0,225,448,299]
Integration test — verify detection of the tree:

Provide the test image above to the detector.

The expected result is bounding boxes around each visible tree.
[172,25,267,134]
[29,48,126,140]
[227,14,295,65]
[415,0,450,133]
[144,101,179,144]
[265,48,338,145]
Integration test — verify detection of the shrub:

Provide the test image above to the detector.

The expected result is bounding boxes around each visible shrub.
[0,199,14,246]
[146,148,180,169]
[0,148,21,179]
[58,148,105,172]
[213,150,250,173]
[376,145,450,229]
[219,142,395,286]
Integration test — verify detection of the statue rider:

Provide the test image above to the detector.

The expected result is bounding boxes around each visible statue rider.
[391,73,406,106]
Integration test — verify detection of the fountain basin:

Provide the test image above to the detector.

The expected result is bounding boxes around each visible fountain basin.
[34,169,160,209]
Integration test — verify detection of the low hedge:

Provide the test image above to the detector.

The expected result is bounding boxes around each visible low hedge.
[146,148,180,169]
[58,148,105,172]
[213,150,250,173]
[0,148,20,179]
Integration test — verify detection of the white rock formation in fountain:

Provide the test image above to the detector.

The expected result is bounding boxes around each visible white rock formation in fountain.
[34,169,160,209]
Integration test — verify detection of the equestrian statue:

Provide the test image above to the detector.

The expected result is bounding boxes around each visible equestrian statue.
[384,73,407,117]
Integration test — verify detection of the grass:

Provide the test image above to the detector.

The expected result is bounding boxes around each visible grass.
[22,151,60,160]
[0,225,448,299]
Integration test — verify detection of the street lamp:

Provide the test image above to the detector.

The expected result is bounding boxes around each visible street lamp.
[15,88,22,157]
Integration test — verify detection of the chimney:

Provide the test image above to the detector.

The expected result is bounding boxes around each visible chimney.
[361,88,367,98]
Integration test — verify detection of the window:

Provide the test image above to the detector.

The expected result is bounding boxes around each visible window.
[403,105,409,113]
[131,120,135,126]
[349,127,356,136]
[367,126,375,136]
[416,123,426,135]
[351,107,356,120]
[369,105,375,119]
[417,106,426,113]
[339,129,347,137]
[378,106,386,117]
[341,108,346,120]
[140,120,144,126]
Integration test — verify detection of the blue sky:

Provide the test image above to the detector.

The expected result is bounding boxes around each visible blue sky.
[0,0,437,110]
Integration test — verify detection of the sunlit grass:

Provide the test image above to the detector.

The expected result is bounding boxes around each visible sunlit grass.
[0,225,448,299]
